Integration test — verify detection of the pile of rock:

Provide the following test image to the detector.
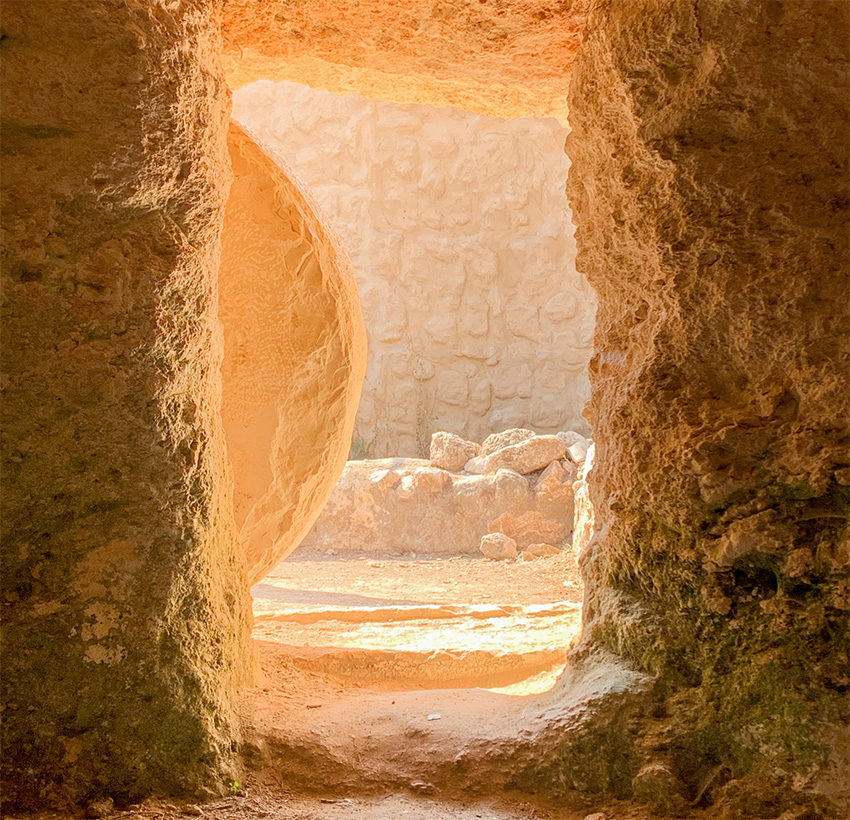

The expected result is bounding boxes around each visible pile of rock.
[295,427,591,560]
[429,428,591,561]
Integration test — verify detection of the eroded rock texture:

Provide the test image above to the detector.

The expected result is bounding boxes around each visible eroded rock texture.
[220,123,367,585]
[0,2,252,808]
[233,81,594,456]
[222,0,589,121]
[568,1,849,813]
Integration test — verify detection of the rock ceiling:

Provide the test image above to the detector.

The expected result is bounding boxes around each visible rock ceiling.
[222,0,589,123]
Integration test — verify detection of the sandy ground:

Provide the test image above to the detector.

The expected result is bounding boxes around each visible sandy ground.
[252,552,584,694]
[262,550,584,606]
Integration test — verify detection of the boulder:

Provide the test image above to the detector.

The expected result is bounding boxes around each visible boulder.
[486,435,567,475]
[481,427,536,456]
[479,532,518,561]
[370,468,400,494]
[429,431,479,471]
[521,543,561,560]
[556,430,587,449]
[488,510,567,549]
[534,459,577,523]
[493,468,531,509]
[463,455,490,474]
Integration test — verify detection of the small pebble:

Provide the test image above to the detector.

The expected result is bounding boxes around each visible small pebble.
[427,713,442,720]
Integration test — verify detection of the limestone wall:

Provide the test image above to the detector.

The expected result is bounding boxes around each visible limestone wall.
[233,81,595,457]
[566,1,850,813]
[0,1,253,807]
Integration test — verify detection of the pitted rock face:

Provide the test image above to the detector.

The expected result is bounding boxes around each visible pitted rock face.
[430,432,479,472]
[220,123,367,585]
[485,435,567,476]
[1,1,253,806]
[481,428,537,457]
[222,0,590,121]
[568,1,849,813]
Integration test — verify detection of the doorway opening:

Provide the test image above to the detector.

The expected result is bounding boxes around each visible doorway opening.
[232,79,596,711]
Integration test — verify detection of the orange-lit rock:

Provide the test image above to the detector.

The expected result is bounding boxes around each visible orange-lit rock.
[222,0,589,121]
[220,123,367,585]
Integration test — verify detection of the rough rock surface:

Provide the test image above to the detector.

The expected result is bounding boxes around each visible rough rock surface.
[480,428,536,457]
[296,458,537,557]
[485,435,567,475]
[233,82,595,456]
[488,511,567,551]
[571,444,596,561]
[220,123,367,586]
[222,0,589,121]
[0,2,252,807]
[429,432,479,472]
[521,543,561,560]
[568,1,850,814]
[534,458,577,523]
[479,532,518,562]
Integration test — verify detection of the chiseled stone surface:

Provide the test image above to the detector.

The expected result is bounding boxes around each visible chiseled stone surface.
[222,0,589,122]
[568,1,850,814]
[0,2,252,807]
[232,81,595,457]
[220,123,367,586]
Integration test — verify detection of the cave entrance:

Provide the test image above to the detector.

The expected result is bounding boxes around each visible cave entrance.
[233,80,596,704]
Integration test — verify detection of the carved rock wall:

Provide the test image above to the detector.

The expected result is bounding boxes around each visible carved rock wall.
[0,1,252,808]
[233,81,594,457]
[568,0,849,812]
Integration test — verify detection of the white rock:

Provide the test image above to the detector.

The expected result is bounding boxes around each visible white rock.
[556,430,587,449]
[567,439,590,464]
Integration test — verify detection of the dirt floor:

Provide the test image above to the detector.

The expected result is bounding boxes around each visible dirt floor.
[252,551,584,695]
[6,554,761,819]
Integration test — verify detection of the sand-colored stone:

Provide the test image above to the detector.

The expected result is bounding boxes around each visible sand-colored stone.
[222,0,589,123]
[429,432,479,472]
[485,435,567,476]
[521,543,561,561]
[297,459,536,557]
[488,511,567,551]
[568,2,850,813]
[480,428,536,457]
[0,2,252,807]
[534,459,577,523]
[479,533,518,562]
[233,82,595,456]
[220,123,367,586]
